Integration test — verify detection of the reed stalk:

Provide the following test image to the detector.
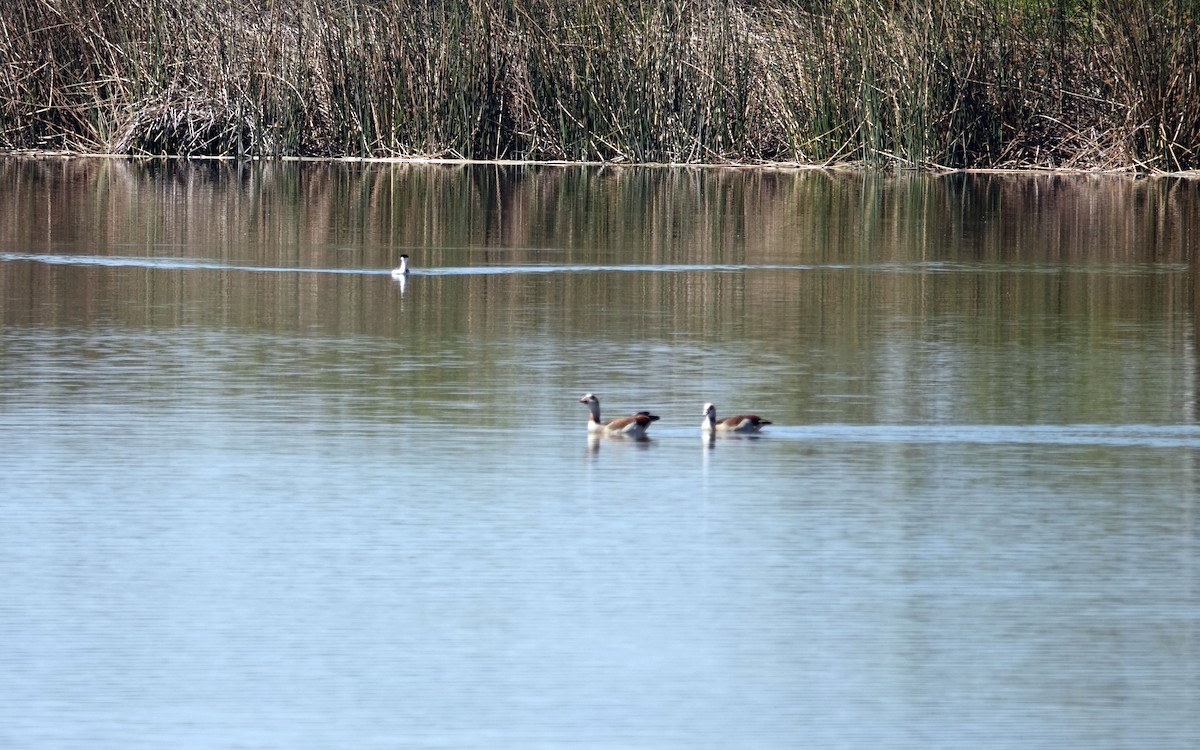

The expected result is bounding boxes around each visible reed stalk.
[0,0,1196,169]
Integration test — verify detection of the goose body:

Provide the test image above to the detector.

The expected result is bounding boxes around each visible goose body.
[580,393,660,437]
[702,402,771,434]
[391,254,410,278]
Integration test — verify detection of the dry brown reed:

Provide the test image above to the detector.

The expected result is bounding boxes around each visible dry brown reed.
[1,0,1197,169]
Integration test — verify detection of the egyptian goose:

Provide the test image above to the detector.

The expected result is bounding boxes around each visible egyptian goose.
[702,402,772,433]
[391,254,410,278]
[580,393,660,437]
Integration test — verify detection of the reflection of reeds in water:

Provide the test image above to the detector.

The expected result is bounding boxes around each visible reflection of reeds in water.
[3,160,1194,426]
[2,0,1198,169]
[1,161,1196,337]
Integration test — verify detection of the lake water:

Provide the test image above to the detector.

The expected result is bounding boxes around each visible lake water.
[1,159,1198,749]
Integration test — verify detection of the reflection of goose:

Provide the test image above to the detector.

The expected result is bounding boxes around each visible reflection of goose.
[580,393,660,437]
[589,432,653,453]
[702,402,772,434]
[391,254,410,278]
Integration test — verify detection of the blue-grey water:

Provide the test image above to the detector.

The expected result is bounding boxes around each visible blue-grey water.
[1,160,1197,749]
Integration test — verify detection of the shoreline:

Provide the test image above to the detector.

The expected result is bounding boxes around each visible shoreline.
[4,151,1197,178]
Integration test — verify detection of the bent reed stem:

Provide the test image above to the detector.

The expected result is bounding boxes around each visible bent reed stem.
[1,0,1196,170]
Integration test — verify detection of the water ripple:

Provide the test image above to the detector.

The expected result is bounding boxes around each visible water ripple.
[768,423,1200,449]
[2,252,1189,277]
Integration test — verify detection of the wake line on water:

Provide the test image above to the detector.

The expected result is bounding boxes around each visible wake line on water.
[756,423,1200,449]
[0,252,366,275]
[0,251,828,274]
[1,252,1188,277]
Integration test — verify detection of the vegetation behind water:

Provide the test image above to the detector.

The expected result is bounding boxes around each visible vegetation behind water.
[2,0,1198,169]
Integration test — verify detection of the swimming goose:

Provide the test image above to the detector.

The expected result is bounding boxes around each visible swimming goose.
[391,254,410,278]
[702,402,772,434]
[580,393,660,437]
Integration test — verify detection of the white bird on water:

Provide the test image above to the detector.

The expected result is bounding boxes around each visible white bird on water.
[391,254,410,279]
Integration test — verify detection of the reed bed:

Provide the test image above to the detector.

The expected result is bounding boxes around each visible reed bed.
[1,0,1197,169]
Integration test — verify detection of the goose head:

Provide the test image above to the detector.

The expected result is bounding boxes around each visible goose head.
[579,393,601,421]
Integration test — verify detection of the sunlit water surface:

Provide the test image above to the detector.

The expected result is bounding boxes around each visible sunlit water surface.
[1,160,1198,749]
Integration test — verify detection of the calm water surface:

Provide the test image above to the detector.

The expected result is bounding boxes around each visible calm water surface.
[1,160,1198,749]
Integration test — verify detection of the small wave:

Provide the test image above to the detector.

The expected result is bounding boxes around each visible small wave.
[0,252,370,275]
[766,423,1200,449]
[2,252,1188,278]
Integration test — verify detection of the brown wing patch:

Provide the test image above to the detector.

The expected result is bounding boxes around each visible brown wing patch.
[605,416,637,431]
[721,414,771,429]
